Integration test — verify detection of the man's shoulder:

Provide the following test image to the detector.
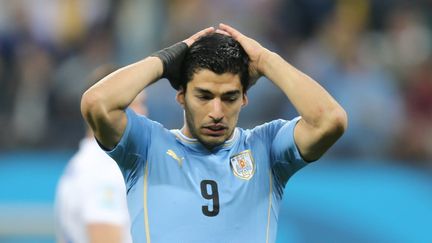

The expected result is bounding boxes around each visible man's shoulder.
[243,119,288,133]
[236,119,293,144]
[129,111,172,133]
[128,110,160,128]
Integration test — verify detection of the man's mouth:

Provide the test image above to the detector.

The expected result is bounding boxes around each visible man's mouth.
[202,124,227,136]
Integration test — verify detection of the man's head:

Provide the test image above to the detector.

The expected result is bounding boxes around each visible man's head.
[179,33,250,92]
[176,33,250,149]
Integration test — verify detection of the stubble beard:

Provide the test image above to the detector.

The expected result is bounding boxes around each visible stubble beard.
[184,103,229,150]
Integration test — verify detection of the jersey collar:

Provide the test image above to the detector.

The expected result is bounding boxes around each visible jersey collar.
[171,128,239,153]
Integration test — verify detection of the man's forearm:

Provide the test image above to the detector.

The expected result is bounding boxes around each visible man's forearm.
[80,56,163,148]
[262,51,347,161]
[88,224,122,243]
[262,52,344,129]
[85,56,163,113]
[81,27,214,148]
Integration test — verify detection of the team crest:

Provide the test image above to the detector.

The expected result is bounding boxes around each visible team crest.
[230,150,255,180]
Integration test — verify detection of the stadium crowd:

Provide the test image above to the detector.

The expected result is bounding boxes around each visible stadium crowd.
[0,0,431,163]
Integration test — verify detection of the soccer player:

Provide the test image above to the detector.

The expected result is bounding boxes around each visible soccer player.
[81,24,347,243]
[55,66,147,243]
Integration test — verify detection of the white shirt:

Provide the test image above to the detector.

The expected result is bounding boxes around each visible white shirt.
[55,138,132,243]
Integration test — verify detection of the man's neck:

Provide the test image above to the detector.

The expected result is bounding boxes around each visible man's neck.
[180,125,193,139]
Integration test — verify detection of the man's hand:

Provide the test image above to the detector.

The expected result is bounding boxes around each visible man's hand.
[152,27,215,90]
[218,23,271,85]
[183,27,215,47]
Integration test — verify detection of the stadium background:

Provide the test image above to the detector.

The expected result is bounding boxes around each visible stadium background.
[1,0,432,242]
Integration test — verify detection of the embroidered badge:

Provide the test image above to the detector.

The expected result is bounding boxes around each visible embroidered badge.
[230,150,255,180]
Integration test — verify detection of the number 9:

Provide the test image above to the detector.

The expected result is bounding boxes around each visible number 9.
[200,180,219,217]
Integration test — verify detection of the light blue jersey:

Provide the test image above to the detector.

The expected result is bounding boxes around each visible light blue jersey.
[105,109,307,243]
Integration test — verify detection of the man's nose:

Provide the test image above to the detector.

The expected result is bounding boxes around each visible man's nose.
[209,98,224,122]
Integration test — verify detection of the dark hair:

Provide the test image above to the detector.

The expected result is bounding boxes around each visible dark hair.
[179,33,250,92]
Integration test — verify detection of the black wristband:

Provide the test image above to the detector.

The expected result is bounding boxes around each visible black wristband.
[151,42,188,90]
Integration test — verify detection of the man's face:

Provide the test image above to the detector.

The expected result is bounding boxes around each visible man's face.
[177,69,248,149]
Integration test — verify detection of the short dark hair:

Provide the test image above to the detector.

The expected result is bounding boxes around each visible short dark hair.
[179,33,250,92]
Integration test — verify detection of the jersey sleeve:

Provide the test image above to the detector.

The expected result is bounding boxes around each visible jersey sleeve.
[270,117,306,168]
[269,117,307,190]
[251,117,306,169]
[101,108,154,188]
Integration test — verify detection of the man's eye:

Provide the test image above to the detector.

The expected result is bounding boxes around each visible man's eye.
[224,96,238,102]
[197,96,212,100]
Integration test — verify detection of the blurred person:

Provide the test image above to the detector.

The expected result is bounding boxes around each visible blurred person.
[114,0,162,64]
[51,23,115,147]
[399,57,432,161]
[17,0,112,48]
[164,0,273,50]
[81,24,347,242]
[55,65,147,243]
[11,41,53,146]
[382,5,432,80]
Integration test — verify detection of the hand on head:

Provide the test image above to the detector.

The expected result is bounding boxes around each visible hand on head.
[183,27,216,47]
[217,23,270,84]
[152,27,215,90]
[153,24,269,90]
[188,24,269,87]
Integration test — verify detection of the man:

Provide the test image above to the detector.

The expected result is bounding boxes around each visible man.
[55,66,147,243]
[81,24,347,243]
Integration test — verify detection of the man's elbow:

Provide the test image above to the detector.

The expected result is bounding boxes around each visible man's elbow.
[81,89,106,124]
[295,107,348,162]
[326,106,348,139]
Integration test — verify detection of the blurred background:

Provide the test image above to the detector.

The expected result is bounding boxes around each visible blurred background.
[0,0,432,242]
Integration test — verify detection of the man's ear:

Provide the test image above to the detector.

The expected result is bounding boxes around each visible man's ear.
[176,89,185,108]
[242,94,248,107]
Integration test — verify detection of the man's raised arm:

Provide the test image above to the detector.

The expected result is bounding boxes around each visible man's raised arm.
[219,23,347,162]
[81,27,215,149]
[81,57,163,149]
